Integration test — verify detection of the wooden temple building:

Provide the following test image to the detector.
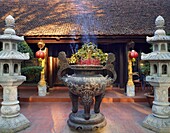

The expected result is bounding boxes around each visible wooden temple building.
[0,0,170,88]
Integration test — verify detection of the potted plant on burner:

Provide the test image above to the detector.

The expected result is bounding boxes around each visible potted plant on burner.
[69,42,108,65]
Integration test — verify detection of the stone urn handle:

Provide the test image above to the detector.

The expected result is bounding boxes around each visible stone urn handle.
[57,51,71,80]
[103,53,117,83]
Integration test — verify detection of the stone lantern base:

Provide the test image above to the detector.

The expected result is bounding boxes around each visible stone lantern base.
[38,84,47,96]
[126,85,135,97]
[0,76,30,132]
[0,114,30,133]
[143,114,170,133]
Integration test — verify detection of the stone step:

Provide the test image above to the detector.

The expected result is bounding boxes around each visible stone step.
[0,86,147,103]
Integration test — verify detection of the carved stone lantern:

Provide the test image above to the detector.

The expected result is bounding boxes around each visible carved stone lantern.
[141,16,170,132]
[0,15,30,132]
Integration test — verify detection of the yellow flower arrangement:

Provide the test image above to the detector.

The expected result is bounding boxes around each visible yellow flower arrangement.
[69,42,108,65]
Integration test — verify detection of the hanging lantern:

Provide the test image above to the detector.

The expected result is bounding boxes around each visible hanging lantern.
[129,50,138,62]
[36,50,45,59]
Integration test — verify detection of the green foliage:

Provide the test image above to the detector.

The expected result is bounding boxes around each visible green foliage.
[21,66,43,82]
[18,41,34,59]
[140,61,150,75]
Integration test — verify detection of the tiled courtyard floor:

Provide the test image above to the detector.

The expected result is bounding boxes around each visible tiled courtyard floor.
[19,102,154,133]
[0,86,155,133]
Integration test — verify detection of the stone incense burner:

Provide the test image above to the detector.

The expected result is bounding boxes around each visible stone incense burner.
[57,51,116,131]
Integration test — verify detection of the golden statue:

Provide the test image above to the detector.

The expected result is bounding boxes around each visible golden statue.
[37,40,47,96]
[127,51,134,86]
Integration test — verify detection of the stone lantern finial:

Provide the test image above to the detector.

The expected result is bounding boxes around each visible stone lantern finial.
[4,15,16,35]
[154,16,166,36]
[155,15,165,28]
[5,15,15,27]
